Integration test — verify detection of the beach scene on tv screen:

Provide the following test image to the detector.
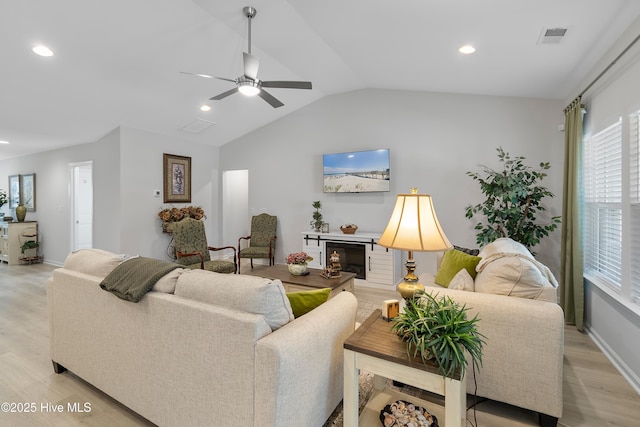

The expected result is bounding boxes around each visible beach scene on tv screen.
[323,149,390,192]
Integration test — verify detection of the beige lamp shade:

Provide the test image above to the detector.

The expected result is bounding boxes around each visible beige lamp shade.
[378,191,452,252]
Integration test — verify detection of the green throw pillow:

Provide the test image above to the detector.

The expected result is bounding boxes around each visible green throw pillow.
[286,288,331,318]
[434,249,482,287]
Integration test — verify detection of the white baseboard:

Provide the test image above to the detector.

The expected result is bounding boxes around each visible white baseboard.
[585,325,640,395]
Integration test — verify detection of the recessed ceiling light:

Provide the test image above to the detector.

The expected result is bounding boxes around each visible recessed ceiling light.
[200,104,211,112]
[32,45,54,57]
[459,45,476,54]
[0,140,9,145]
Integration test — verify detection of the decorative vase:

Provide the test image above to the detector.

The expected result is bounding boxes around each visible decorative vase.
[288,263,308,275]
[15,204,27,222]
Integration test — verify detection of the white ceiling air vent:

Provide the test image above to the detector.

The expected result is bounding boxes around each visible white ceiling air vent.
[179,119,216,134]
[538,27,568,45]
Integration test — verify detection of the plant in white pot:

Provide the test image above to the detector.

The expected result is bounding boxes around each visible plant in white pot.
[21,240,39,258]
[391,291,485,378]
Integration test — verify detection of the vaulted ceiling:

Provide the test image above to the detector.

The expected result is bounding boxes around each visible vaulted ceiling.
[1,0,639,160]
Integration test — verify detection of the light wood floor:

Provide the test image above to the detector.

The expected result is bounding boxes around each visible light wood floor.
[1,263,638,426]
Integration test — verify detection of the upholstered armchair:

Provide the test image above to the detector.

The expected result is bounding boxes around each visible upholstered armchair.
[172,218,237,273]
[237,213,277,271]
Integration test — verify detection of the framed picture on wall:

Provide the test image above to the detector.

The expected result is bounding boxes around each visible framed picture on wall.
[21,173,36,211]
[8,175,20,209]
[163,153,191,203]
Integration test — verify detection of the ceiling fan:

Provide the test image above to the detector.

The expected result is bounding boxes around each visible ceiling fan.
[182,6,312,108]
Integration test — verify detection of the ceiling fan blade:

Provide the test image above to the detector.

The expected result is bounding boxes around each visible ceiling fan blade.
[261,81,312,90]
[243,52,260,80]
[210,87,239,101]
[179,71,215,79]
[258,89,284,108]
[215,76,237,83]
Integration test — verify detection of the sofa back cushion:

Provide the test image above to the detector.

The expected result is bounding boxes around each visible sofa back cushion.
[474,238,558,303]
[174,269,294,330]
[63,248,130,278]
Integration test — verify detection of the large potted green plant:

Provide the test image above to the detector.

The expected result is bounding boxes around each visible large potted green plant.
[465,147,561,250]
[391,292,485,378]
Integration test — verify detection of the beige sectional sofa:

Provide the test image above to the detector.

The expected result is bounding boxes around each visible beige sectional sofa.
[422,238,564,426]
[47,249,358,427]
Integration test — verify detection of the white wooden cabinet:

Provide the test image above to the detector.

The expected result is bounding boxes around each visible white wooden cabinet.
[301,231,400,289]
[302,235,324,269]
[0,221,38,265]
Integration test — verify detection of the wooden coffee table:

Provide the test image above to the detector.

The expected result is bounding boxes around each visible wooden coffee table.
[245,264,355,299]
[343,309,466,427]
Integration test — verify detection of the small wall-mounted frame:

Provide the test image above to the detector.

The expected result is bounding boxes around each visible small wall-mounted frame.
[163,153,191,203]
[21,173,36,211]
[8,175,20,209]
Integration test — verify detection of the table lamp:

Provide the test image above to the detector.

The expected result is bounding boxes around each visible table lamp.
[378,188,452,299]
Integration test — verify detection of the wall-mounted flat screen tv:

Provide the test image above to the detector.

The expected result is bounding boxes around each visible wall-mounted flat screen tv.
[323,149,390,193]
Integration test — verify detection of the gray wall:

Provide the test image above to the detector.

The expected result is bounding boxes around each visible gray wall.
[220,88,565,277]
[0,126,220,265]
[0,129,120,262]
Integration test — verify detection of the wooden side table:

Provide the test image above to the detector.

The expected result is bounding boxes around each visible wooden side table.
[343,309,466,427]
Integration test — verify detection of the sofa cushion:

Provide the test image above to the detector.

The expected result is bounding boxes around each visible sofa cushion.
[63,248,130,278]
[474,238,558,303]
[434,249,481,287]
[448,268,475,292]
[286,288,331,318]
[174,269,294,330]
[152,268,186,293]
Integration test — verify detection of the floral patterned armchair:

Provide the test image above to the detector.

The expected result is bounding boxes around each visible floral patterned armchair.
[237,213,277,271]
[172,218,236,274]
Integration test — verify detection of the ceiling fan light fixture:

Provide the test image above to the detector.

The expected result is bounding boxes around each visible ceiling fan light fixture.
[32,44,54,57]
[459,45,476,54]
[238,80,261,96]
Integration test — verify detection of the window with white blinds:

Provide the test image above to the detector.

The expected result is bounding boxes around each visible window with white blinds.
[630,111,640,303]
[584,119,623,288]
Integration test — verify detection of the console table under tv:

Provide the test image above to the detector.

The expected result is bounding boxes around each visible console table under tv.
[301,231,401,290]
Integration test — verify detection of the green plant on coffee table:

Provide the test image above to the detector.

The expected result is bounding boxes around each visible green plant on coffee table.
[465,147,561,250]
[391,291,485,379]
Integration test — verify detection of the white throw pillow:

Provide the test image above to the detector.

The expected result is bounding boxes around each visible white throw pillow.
[448,269,475,292]
[174,269,294,330]
[152,268,186,294]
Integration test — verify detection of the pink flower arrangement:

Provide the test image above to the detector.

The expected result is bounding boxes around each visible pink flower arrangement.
[287,252,313,265]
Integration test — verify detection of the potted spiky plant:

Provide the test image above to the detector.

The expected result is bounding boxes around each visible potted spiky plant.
[391,291,485,378]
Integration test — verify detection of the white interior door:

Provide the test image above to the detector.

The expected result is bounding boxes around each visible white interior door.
[222,170,249,245]
[70,161,93,251]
